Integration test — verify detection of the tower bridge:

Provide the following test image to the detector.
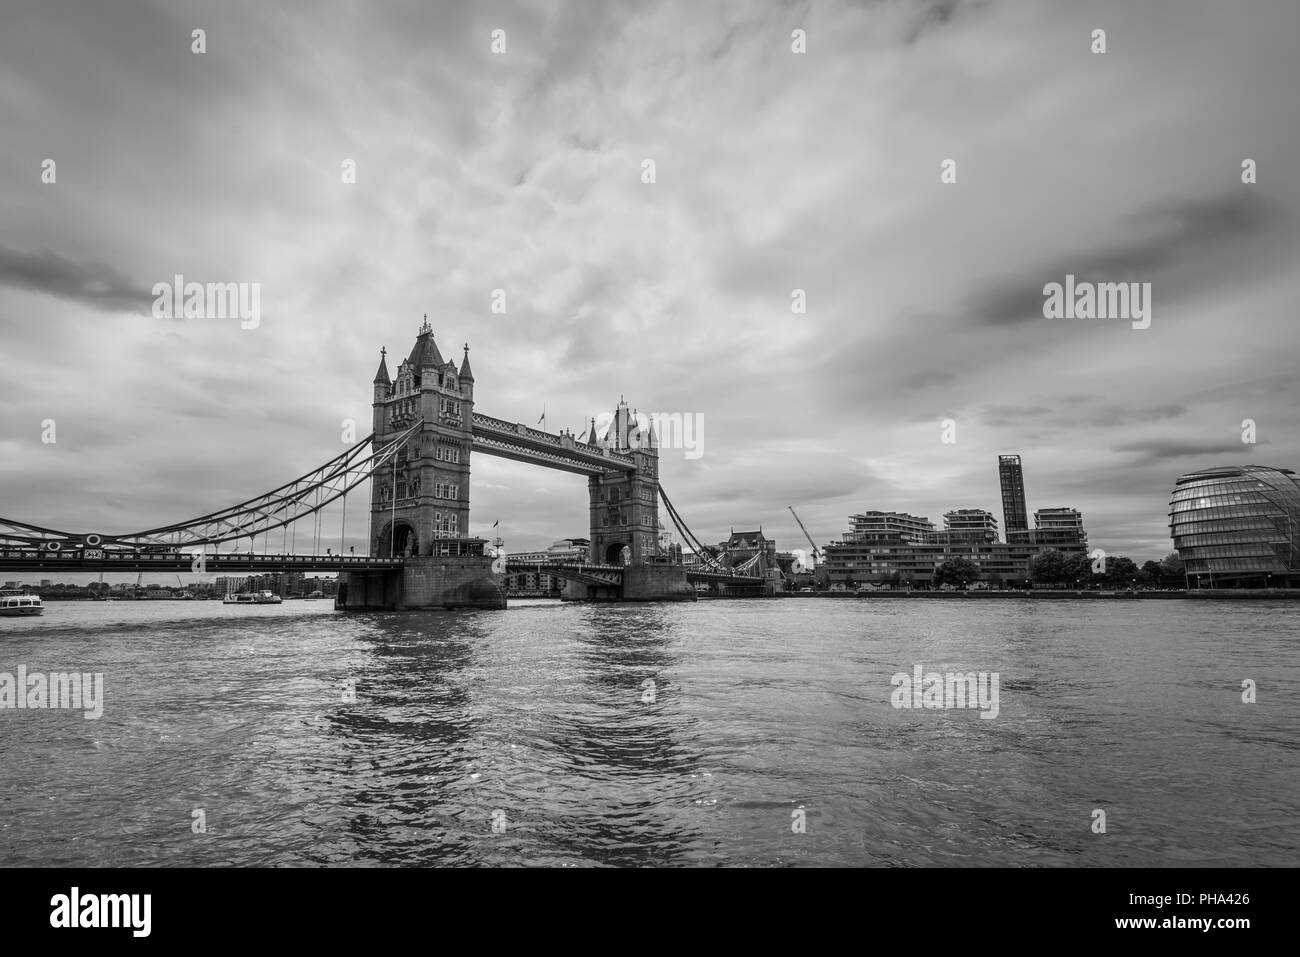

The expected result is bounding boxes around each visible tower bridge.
[0,320,780,608]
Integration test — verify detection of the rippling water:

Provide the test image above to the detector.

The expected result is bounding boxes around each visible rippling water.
[1,598,1296,867]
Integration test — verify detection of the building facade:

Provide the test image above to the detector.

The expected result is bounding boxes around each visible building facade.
[503,538,591,594]
[718,529,778,569]
[823,531,1046,587]
[847,511,935,542]
[942,508,999,543]
[1169,465,1300,587]
[1017,507,1088,552]
[999,454,1029,535]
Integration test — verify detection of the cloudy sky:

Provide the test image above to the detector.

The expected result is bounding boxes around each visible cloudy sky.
[2,0,1298,574]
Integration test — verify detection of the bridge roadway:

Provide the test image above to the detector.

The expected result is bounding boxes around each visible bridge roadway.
[1,547,768,590]
[0,548,403,574]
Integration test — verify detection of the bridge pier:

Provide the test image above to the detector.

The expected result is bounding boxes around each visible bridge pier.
[337,555,506,611]
[561,562,696,603]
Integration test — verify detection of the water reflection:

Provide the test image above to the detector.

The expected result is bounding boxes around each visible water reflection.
[321,611,485,865]
[537,604,704,864]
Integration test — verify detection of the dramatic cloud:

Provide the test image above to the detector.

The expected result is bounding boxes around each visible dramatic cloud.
[0,245,148,314]
[969,191,1288,328]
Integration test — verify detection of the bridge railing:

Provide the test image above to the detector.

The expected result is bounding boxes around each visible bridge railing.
[505,561,623,572]
[0,547,403,566]
[473,413,564,447]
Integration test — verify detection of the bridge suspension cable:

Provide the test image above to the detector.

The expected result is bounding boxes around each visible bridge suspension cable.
[657,484,759,576]
[0,420,423,552]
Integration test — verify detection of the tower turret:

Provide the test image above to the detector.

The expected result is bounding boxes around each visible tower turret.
[372,347,391,430]
[459,344,475,401]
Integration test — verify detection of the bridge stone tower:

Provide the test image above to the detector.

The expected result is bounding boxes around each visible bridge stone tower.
[368,318,477,559]
[340,319,501,610]
[585,400,661,565]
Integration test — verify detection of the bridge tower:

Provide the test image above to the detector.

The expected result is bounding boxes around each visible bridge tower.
[368,318,476,558]
[585,400,661,565]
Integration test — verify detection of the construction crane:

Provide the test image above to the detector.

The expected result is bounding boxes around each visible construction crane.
[787,506,822,565]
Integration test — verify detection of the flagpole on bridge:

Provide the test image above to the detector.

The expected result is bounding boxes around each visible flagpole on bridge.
[389,454,397,558]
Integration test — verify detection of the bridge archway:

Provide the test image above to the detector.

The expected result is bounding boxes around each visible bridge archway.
[378,520,419,558]
[604,542,632,566]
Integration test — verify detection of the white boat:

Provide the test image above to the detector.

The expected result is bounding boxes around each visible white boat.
[0,593,44,617]
[222,590,283,605]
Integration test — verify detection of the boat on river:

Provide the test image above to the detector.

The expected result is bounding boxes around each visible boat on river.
[0,593,44,616]
[222,590,283,605]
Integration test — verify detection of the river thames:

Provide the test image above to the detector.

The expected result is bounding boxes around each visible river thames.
[1,598,1296,867]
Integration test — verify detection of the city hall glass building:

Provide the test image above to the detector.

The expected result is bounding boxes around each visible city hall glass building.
[1169,466,1300,587]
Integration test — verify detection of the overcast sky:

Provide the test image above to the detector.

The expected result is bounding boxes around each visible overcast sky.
[2,0,1298,575]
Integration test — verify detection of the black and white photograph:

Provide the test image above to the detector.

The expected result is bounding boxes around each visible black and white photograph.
[0,0,1295,936]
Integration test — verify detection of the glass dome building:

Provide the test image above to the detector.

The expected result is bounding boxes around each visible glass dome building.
[1169,465,1300,587]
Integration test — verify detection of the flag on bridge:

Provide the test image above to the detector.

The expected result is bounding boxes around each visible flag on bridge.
[492,520,499,528]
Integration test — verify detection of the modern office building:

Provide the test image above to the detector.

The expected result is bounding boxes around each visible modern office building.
[1029,507,1088,551]
[822,532,1041,587]
[941,508,999,543]
[847,512,936,543]
[1169,465,1300,587]
[1034,507,1084,532]
[1006,506,1089,552]
[998,455,1029,535]
[822,455,1092,587]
